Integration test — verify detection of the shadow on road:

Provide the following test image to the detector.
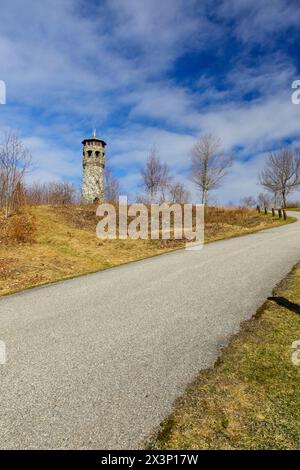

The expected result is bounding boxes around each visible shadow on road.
[268,296,300,315]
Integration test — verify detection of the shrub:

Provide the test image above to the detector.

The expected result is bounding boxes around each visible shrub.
[0,210,36,244]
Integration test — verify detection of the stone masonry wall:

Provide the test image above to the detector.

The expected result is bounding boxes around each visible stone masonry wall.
[82,140,105,203]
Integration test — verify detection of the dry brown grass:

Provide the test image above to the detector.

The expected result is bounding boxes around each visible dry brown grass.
[0,204,294,296]
[52,204,290,242]
[0,209,36,244]
[204,206,281,241]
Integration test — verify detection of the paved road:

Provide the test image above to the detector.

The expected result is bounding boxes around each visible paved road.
[0,212,300,449]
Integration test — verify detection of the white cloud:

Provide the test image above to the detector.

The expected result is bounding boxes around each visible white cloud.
[23,136,81,183]
[0,0,300,205]
[198,92,300,150]
[108,126,195,169]
[216,0,300,43]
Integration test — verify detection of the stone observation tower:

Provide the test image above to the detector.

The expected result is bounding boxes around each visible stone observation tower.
[81,130,106,204]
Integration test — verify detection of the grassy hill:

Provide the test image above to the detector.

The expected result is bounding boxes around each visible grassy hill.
[0,205,294,296]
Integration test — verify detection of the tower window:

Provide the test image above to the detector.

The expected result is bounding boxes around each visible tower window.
[95,151,100,157]
[87,150,93,157]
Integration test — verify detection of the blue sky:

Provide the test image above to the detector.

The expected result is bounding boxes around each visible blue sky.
[0,0,300,203]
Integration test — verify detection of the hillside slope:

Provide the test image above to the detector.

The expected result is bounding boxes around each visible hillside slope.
[0,205,293,296]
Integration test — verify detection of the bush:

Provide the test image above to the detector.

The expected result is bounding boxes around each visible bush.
[0,210,36,244]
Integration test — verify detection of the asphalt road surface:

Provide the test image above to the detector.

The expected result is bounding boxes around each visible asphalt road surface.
[1,212,300,449]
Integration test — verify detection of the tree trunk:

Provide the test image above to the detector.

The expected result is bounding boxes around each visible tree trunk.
[202,189,207,206]
[282,191,287,208]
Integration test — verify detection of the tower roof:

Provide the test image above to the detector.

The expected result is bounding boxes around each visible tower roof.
[82,136,107,147]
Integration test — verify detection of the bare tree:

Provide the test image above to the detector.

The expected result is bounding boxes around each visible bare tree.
[0,132,32,217]
[190,134,233,206]
[105,167,120,202]
[285,198,300,208]
[25,182,48,205]
[257,192,271,210]
[159,161,172,202]
[141,149,171,203]
[14,181,26,208]
[240,196,257,208]
[168,181,190,204]
[25,181,77,205]
[259,149,300,208]
[50,181,77,205]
